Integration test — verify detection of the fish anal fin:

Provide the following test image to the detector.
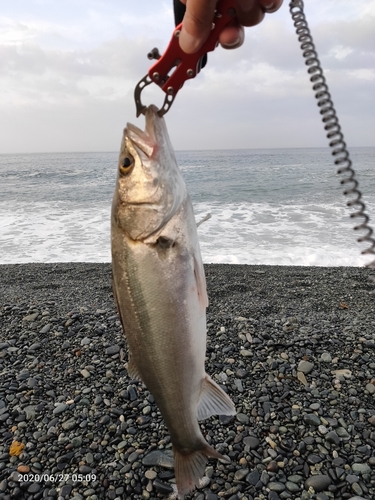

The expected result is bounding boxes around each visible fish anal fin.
[173,444,226,497]
[126,356,143,382]
[197,374,236,421]
[193,254,208,309]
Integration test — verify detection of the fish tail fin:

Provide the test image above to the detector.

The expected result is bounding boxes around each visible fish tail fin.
[173,443,227,496]
[197,374,236,421]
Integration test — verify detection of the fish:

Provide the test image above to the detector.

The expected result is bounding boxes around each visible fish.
[111,105,236,496]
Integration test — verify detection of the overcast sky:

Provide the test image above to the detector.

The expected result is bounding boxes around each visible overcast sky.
[0,0,374,153]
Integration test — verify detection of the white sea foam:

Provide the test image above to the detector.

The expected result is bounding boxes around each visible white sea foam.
[0,202,111,264]
[1,199,373,267]
[195,201,374,267]
[1,148,374,267]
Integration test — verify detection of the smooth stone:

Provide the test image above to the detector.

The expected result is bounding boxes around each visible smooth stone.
[348,497,370,500]
[325,431,340,445]
[105,345,120,355]
[240,349,253,357]
[351,463,371,475]
[81,337,91,345]
[246,470,260,486]
[297,372,308,386]
[304,413,320,426]
[23,312,39,321]
[305,475,332,492]
[236,413,249,424]
[286,481,301,492]
[128,451,139,463]
[79,465,92,473]
[80,369,90,378]
[39,324,51,334]
[260,471,269,485]
[145,470,157,480]
[71,437,82,447]
[234,379,244,392]
[365,383,375,394]
[153,479,173,494]
[243,436,259,449]
[53,403,67,415]
[298,360,314,374]
[288,475,303,484]
[267,461,279,473]
[332,369,352,379]
[351,483,363,496]
[24,405,36,420]
[142,450,174,469]
[28,483,41,493]
[320,352,332,362]
[268,482,285,492]
[336,427,350,438]
[28,343,41,351]
[60,484,73,497]
[234,469,249,481]
[346,474,359,484]
[62,418,77,431]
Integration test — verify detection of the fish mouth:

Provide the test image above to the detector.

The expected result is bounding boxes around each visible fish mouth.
[125,106,160,158]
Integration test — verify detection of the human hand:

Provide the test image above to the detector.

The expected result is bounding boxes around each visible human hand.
[178,0,283,53]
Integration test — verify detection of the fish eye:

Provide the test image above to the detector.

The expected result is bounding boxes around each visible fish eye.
[119,155,134,176]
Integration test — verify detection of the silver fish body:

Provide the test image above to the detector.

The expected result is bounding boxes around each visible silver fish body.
[111,105,235,496]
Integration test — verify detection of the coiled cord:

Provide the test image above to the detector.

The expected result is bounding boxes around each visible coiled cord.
[289,0,375,288]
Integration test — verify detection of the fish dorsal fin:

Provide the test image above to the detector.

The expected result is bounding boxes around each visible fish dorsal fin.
[197,375,236,421]
[126,356,144,382]
[193,253,208,309]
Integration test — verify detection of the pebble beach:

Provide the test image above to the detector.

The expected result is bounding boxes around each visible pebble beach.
[0,263,375,500]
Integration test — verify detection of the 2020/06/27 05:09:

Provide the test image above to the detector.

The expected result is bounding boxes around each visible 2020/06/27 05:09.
[17,473,97,483]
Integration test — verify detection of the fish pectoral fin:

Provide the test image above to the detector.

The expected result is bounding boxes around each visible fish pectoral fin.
[197,375,236,421]
[173,443,226,496]
[126,356,144,382]
[193,254,208,309]
[196,213,211,228]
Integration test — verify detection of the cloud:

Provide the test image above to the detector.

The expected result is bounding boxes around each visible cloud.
[0,1,373,153]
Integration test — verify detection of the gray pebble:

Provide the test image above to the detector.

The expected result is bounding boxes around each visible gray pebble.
[142,450,174,469]
[236,413,249,424]
[234,469,248,481]
[325,430,340,445]
[268,482,285,492]
[286,481,301,492]
[39,323,51,334]
[320,352,332,362]
[53,403,68,414]
[304,413,321,426]
[105,345,120,355]
[298,360,314,374]
[243,436,259,449]
[62,418,76,431]
[365,383,375,394]
[352,463,371,475]
[305,475,331,492]
[246,470,260,486]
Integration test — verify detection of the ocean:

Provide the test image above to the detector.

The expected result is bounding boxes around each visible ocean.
[0,147,374,267]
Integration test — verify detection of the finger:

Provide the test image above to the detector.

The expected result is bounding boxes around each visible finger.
[235,0,283,26]
[179,0,218,53]
[218,22,245,49]
[235,0,265,27]
[259,0,284,14]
